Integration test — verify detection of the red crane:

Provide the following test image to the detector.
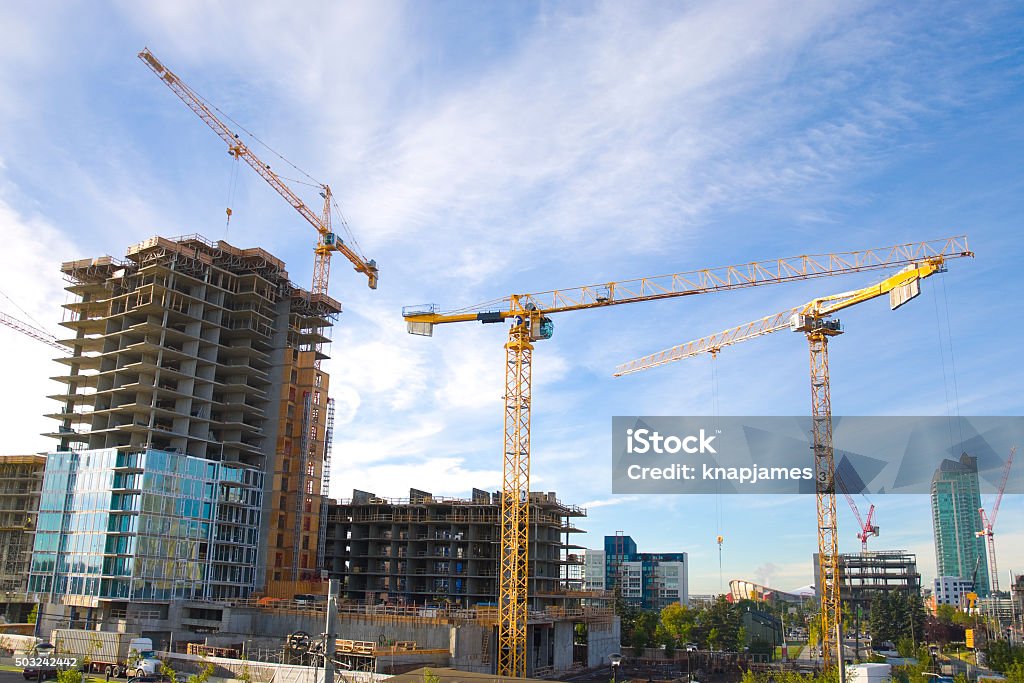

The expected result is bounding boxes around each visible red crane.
[838,473,879,553]
[977,446,1016,593]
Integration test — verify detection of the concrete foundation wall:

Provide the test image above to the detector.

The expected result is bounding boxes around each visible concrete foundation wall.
[449,624,491,673]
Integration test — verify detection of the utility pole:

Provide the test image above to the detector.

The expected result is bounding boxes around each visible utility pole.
[324,580,338,683]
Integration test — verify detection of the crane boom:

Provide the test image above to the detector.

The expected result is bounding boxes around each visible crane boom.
[0,311,64,352]
[990,445,1015,529]
[405,236,970,333]
[138,48,378,292]
[614,259,957,376]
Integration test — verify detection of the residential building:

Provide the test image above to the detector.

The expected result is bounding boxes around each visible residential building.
[933,576,973,607]
[32,235,338,619]
[0,454,45,621]
[931,453,990,596]
[29,448,262,602]
[583,534,688,609]
[583,550,606,592]
[812,551,921,611]
[321,488,587,609]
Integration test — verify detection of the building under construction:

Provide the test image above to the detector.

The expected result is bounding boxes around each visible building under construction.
[813,550,921,611]
[322,488,587,609]
[32,235,337,617]
[0,454,45,621]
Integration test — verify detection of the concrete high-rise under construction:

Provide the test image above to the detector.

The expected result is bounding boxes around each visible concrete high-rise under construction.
[31,235,338,621]
[931,453,990,596]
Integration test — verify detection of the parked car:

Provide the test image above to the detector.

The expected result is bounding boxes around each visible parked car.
[22,642,59,681]
[22,666,58,681]
[293,594,317,605]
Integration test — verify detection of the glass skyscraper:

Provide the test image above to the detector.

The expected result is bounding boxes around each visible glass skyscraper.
[930,453,990,597]
[29,448,262,602]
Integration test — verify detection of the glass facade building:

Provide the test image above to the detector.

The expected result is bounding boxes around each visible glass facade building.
[931,453,990,597]
[28,448,262,602]
[585,534,688,609]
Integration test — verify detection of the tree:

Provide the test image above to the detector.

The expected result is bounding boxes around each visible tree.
[983,640,1024,674]
[870,591,924,646]
[56,670,82,683]
[700,596,741,651]
[660,603,695,645]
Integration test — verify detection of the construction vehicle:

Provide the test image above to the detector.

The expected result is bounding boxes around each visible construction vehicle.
[977,446,1016,593]
[404,236,971,676]
[138,48,378,313]
[614,251,973,667]
[51,629,160,678]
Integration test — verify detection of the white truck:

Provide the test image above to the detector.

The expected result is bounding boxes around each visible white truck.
[51,629,161,678]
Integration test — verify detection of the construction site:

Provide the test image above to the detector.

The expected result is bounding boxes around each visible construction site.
[0,23,1017,683]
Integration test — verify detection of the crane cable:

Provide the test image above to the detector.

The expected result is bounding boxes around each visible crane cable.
[931,276,963,454]
[225,154,240,234]
[0,287,50,334]
[188,78,369,259]
[711,352,724,593]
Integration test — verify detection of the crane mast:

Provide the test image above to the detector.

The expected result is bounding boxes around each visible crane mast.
[614,252,972,667]
[138,48,379,294]
[406,237,970,677]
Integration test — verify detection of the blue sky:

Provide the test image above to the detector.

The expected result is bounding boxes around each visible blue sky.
[0,1,1022,595]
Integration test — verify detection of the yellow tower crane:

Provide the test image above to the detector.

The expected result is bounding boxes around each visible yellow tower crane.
[403,236,970,677]
[614,250,973,667]
[138,49,379,302]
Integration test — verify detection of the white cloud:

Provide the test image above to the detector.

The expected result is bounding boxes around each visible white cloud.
[0,197,80,455]
[581,496,639,510]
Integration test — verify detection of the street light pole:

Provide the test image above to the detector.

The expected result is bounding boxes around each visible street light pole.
[609,652,622,683]
[324,579,338,683]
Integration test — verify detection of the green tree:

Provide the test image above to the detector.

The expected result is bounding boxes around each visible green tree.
[701,596,740,651]
[160,660,179,683]
[808,617,821,649]
[630,611,659,655]
[56,670,82,683]
[659,603,695,644]
[983,640,1024,674]
[186,661,215,683]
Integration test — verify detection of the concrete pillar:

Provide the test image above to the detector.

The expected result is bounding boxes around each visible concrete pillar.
[553,621,574,672]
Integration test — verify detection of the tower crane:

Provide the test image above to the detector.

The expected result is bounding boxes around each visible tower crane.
[614,251,973,667]
[138,49,379,303]
[977,446,1016,594]
[849,498,879,554]
[837,471,879,552]
[404,236,970,677]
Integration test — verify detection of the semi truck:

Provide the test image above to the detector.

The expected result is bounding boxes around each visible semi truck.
[51,630,162,678]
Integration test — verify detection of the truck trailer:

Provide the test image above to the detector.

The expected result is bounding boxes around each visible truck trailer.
[51,630,161,678]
